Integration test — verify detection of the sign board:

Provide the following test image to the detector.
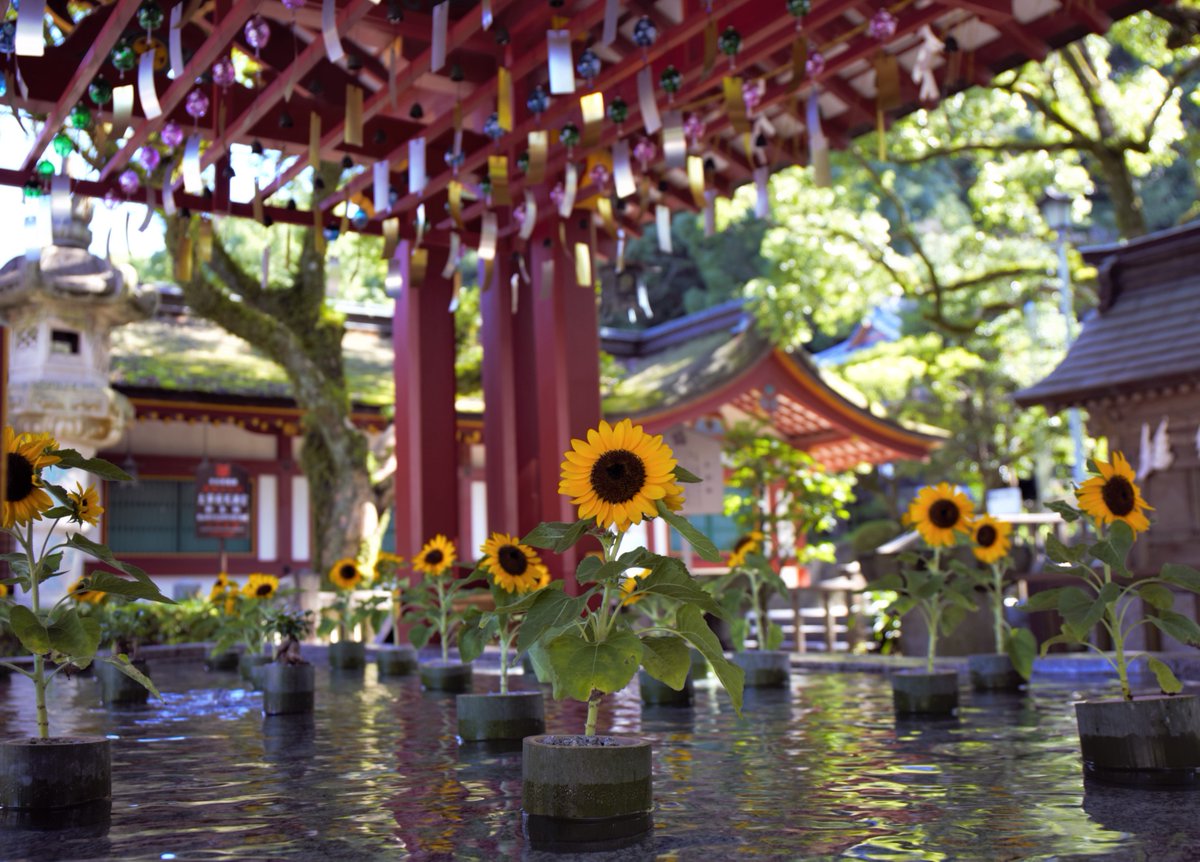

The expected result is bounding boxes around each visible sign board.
[195,462,252,540]
[663,425,724,515]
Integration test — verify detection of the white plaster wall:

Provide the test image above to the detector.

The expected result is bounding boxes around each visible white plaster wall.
[469,480,487,557]
[291,475,310,562]
[257,474,278,562]
[125,420,277,459]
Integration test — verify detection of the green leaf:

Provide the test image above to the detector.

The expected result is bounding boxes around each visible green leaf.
[575,554,603,584]
[638,635,690,690]
[1089,538,1131,579]
[655,500,721,562]
[1045,500,1082,523]
[1005,627,1037,681]
[764,621,785,651]
[674,465,703,483]
[85,571,173,604]
[1023,589,1065,613]
[1045,534,1084,564]
[1147,610,1200,646]
[46,609,101,660]
[65,535,174,604]
[516,587,589,655]
[525,640,555,684]
[865,573,903,593]
[1059,583,1116,634]
[544,629,642,701]
[9,605,49,655]
[1108,521,1135,562]
[1138,583,1176,611]
[41,506,74,520]
[102,656,162,701]
[1160,564,1200,593]
[494,581,559,616]
[457,612,497,664]
[408,624,433,650]
[1040,628,1083,655]
[1145,655,1184,695]
[728,617,748,653]
[635,556,723,616]
[53,449,132,481]
[522,521,585,551]
[675,605,743,714]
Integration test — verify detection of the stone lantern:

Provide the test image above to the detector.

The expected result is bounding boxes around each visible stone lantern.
[0,196,158,456]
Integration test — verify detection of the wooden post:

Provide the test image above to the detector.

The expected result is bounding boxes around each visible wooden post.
[480,242,521,536]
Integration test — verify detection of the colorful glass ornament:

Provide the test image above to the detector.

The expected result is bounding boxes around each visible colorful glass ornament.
[480,175,492,198]
[118,170,140,196]
[350,209,369,230]
[88,78,113,106]
[244,16,270,53]
[323,226,340,242]
[138,147,161,172]
[282,0,304,9]
[69,104,92,130]
[52,133,73,157]
[717,27,741,58]
[212,57,236,88]
[868,8,898,41]
[786,0,810,17]
[0,21,15,55]
[526,84,550,116]
[0,73,7,99]
[743,79,762,113]
[633,137,657,170]
[482,112,504,141]
[160,120,184,148]
[513,204,527,228]
[36,159,55,176]
[607,96,628,125]
[805,50,825,77]
[137,2,164,31]
[23,181,42,199]
[660,65,681,97]
[111,38,136,74]
[103,189,120,209]
[444,149,465,171]
[589,163,610,189]
[684,113,705,146]
[549,183,565,209]
[559,122,580,148]
[516,151,530,173]
[185,89,210,120]
[576,49,601,84]
[632,16,658,49]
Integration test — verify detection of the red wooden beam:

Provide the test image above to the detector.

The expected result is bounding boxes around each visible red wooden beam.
[19,0,143,174]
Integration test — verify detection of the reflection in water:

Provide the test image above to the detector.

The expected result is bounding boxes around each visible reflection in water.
[0,663,1198,859]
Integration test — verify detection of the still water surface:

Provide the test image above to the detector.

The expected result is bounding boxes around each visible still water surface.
[0,661,1197,861]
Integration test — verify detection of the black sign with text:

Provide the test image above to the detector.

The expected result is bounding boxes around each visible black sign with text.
[195,462,251,540]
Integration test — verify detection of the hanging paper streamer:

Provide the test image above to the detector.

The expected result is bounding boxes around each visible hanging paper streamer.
[597,197,617,238]
[702,19,718,77]
[259,247,270,289]
[168,5,185,79]
[252,181,265,224]
[637,67,661,135]
[875,53,901,159]
[196,218,214,261]
[574,242,592,287]
[382,217,399,260]
[488,155,511,206]
[662,110,686,169]
[704,191,715,237]
[791,40,807,91]
[409,246,428,289]
[441,232,461,278]
[322,0,345,63]
[601,0,620,46]
[49,173,70,228]
[448,180,464,229]
[656,204,672,253]
[559,163,578,217]
[183,134,202,194]
[615,229,626,273]
[479,211,498,290]
[138,51,162,119]
[912,26,944,103]
[497,67,514,131]
[430,2,449,72]
[387,39,402,108]
[612,141,636,200]
[373,161,389,214]
[519,190,537,241]
[481,0,494,30]
[687,155,706,208]
[806,91,831,188]
[163,160,178,215]
[637,278,654,318]
[723,77,750,135]
[15,0,45,56]
[527,131,548,185]
[313,207,326,255]
[309,113,321,169]
[409,137,426,195]
[580,92,605,148]
[547,30,576,95]
[385,258,402,296]
[174,234,192,282]
[112,85,134,138]
[345,85,364,146]
[754,167,770,219]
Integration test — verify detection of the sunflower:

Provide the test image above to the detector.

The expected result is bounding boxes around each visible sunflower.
[620,569,651,607]
[67,482,104,527]
[727,530,766,569]
[970,515,1012,564]
[374,550,405,580]
[662,482,686,514]
[243,572,279,600]
[480,532,549,594]
[906,483,975,547]
[329,558,364,590]
[3,427,59,529]
[559,418,679,532]
[67,576,105,605]
[1076,451,1153,535]
[412,534,456,576]
[0,582,8,600]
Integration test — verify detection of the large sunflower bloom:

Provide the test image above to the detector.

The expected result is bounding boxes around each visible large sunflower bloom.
[481,532,549,594]
[970,515,1012,565]
[907,483,975,548]
[413,535,456,576]
[329,558,364,590]
[67,576,105,605]
[727,530,765,569]
[559,419,678,532]
[67,483,104,527]
[3,427,59,529]
[243,572,279,599]
[1076,451,1153,535]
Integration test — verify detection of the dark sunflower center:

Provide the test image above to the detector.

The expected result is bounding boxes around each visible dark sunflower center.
[590,449,646,504]
[1102,476,1136,517]
[6,452,34,503]
[497,545,528,576]
[256,583,273,597]
[425,550,444,566]
[339,564,356,581]
[928,499,961,529]
[734,536,754,552]
[976,525,998,548]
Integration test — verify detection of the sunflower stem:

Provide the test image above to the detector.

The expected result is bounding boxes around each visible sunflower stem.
[585,691,601,737]
[992,564,1005,655]
[436,577,450,664]
[499,620,513,695]
[751,576,768,652]
[25,521,49,740]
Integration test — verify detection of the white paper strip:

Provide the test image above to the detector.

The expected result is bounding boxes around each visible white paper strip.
[616,229,625,272]
[183,134,203,194]
[416,203,426,247]
[601,0,620,46]
[262,247,270,289]
[138,51,162,120]
[481,0,494,30]
[637,67,662,135]
[14,62,28,99]
[510,272,520,314]
[385,259,403,296]
[442,232,461,278]
[49,173,70,224]
[656,204,672,253]
[612,141,636,200]
[519,190,537,241]
[112,84,134,138]
[704,193,715,237]
[163,178,177,215]
[15,0,45,56]
[559,163,578,217]
[430,2,449,72]
[408,138,426,195]
[322,0,345,64]
[662,110,686,169]
[139,185,154,231]
[373,160,390,213]
[547,30,576,95]
[754,167,770,219]
[479,212,498,262]
[169,4,184,79]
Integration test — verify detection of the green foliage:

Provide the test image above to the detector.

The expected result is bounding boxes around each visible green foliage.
[401,570,478,662]
[317,588,387,642]
[713,552,790,653]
